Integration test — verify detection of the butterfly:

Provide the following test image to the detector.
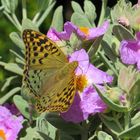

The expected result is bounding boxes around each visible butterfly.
[22,29,78,113]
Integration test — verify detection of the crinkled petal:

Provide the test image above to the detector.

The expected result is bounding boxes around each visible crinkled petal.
[80,86,107,114]
[47,28,61,42]
[69,49,89,75]
[0,106,11,122]
[0,106,23,140]
[85,64,113,85]
[120,40,140,64]
[61,93,88,123]
[49,22,86,41]
[87,21,109,40]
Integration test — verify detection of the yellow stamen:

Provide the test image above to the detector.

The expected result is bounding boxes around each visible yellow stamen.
[76,75,87,92]
[79,27,89,35]
[0,130,6,140]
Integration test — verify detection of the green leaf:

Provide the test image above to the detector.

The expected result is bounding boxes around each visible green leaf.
[131,112,140,126]
[129,79,140,109]
[87,36,103,58]
[36,115,56,140]
[93,84,128,112]
[37,0,50,12]
[1,0,18,13]
[100,115,123,134]
[9,49,24,63]
[71,1,84,14]
[22,18,39,31]
[10,32,25,50]
[1,76,18,92]
[101,40,117,63]
[0,87,21,104]
[9,0,18,13]
[1,0,10,13]
[13,95,37,120]
[20,127,45,140]
[84,0,96,26]
[71,12,92,28]
[112,24,134,41]
[51,6,63,32]
[118,66,139,94]
[0,62,23,75]
[119,123,140,139]
[36,1,56,27]
[97,131,113,140]
[45,113,84,135]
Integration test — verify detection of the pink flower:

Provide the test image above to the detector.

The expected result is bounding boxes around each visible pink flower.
[120,32,140,70]
[47,21,109,41]
[60,49,113,123]
[0,106,23,140]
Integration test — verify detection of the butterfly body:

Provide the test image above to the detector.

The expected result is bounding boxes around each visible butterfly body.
[22,29,78,113]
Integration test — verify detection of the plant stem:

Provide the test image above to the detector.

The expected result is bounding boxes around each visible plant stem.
[22,0,27,20]
[98,0,108,26]
[124,111,130,130]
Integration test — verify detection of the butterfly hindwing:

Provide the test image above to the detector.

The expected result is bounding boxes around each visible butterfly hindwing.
[35,68,77,112]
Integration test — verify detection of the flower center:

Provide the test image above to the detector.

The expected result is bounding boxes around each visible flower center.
[76,75,87,92]
[0,130,6,140]
[79,27,89,35]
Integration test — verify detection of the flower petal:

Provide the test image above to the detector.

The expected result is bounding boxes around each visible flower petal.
[61,93,88,123]
[85,64,113,85]
[80,86,107,114]
[120,40,139,64]
[87,21,109,40]
[47,28,61,42]
[69,49,89,75]
[48,22,86,41]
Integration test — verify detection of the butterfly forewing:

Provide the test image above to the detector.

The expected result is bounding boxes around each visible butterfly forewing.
[22,29,68,70]
[22,29,78,112]
[35,63,77,113]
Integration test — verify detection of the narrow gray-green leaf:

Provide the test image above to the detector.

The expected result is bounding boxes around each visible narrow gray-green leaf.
[13,95,37,120]
[71,1,84,14]
[45,113,84,135]
[1,0,10,13]
[84,0,96,26]
[36,2,56,27]
[97,131,113,140]
[119,123,140,139]
[88,36,103,58]
[51,6,63,31]
[93,84,128,112]
[1,76,18,92]
[22,18,39,31]
[0,62,23,75]
[71,12,92,28]
[100,115,123,134]
[131,112,140,126]
[20,127,45,140]
[9,0,18,13]
[10,32,25,50]
[113,24,134,41]
[0,87,21,104]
